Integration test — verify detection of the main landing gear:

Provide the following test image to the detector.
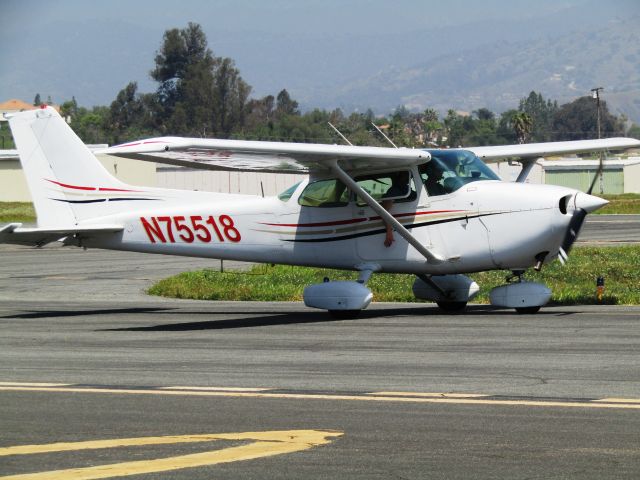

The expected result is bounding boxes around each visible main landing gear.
[488,270,551,314]
[303,269,375,319]
[413,274,480,313]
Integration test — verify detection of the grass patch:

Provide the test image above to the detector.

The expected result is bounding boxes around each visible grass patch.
[595,194,640,215]
[148,245,640,306]
[0,202,36,223]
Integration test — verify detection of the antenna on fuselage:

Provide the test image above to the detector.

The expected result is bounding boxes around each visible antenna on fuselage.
[370,122,398,148]
[327,122,353,146]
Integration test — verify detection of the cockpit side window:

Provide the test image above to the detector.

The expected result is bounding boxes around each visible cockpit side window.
[419,161,448,196]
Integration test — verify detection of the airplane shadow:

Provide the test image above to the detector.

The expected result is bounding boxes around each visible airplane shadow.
[100,305,577,331]
[103,311,353,331]
[3,304,580,331]
[4,307,173,319]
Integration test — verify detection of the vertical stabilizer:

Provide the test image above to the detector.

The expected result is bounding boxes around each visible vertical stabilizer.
[8,107,131,227]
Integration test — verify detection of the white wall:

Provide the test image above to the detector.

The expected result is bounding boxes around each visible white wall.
[0,154,156,202]
[624,159,640,193]
[489,161,544,184]
[156,168,306,197]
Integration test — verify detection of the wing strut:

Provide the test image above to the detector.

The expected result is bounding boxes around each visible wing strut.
[329,161,444,264]
[515,158,539,183]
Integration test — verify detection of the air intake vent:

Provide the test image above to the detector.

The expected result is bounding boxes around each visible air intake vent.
[558,195,571,215]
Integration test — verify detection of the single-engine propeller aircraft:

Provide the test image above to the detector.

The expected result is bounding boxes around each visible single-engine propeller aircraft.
[2,107,639,316]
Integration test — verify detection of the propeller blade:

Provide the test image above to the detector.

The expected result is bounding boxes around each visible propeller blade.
[559,149,608,265]
[558,208,587,265]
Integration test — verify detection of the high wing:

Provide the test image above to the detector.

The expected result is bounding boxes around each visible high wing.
[0,223,123,247]
[98,137,430,173]
[467,137,640,162]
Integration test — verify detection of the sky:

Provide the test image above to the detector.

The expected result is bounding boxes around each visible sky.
[1,0,599,34]
[1,0,639,109]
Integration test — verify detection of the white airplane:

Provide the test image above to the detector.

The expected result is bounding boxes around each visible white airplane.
[2,106,639,316]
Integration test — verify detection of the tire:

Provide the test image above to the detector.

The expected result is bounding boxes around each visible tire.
[515,306,541,314]
[436,301,467,313]
[328,309,361,319]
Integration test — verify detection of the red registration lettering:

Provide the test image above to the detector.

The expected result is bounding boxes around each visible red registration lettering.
[190,215,211,242]
[174,216,195,243]
[157,216,175,242]
[140,215,241,244]
[140,217,166,243]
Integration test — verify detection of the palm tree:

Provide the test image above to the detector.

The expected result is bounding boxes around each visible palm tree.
[512,112,533,144]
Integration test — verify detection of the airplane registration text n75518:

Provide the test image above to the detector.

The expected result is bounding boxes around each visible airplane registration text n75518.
[140,215,241,244]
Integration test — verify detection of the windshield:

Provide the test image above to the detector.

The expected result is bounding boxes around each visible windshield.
[419,149,500,195]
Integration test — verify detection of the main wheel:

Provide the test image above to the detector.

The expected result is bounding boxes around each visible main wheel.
[328,309,361,319]
[436,301,467,313]
[515,306,541,314]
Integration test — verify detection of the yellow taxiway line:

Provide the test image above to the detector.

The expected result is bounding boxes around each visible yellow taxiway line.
[0,430,342,480]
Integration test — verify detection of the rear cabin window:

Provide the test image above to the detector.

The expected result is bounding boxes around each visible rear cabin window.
[298,179,350,207]
[278,181,301,202]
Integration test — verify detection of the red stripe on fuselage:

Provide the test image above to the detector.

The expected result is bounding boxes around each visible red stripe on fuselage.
[260,210,465,228]
[45,179,139,193]
[45,179,95,191]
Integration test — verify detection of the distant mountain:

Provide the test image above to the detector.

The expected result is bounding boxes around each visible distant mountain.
[308,17,640,123]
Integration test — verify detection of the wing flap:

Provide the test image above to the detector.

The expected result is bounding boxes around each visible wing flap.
[98,137,430,173]
[0,223,123,247]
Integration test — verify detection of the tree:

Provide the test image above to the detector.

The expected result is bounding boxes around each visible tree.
[211,57,251,137]
[497,109,518,144]
[444,110,467,147]
[148,23,252,138]
[552,96,625,141]
[60,97,78,122]
[512,112,533,144]
[473,108,495,122]
[422,108,443,146]
[275,89,299,118]
[107,82,153,143]
[518,91,558,142]
[33,93,41,106]
[151,23,215,130]
[70,106,110,144]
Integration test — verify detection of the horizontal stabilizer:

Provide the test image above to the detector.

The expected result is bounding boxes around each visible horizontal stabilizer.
[0,223,123,247]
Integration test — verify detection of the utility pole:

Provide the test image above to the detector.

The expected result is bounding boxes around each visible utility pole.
[591,87,603,138]
[591,87,604,194]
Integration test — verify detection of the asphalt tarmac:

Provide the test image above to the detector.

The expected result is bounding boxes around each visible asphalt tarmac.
[0,216,639,479]
[580,214,640,245]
